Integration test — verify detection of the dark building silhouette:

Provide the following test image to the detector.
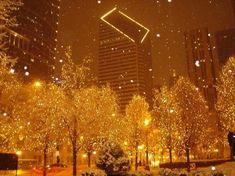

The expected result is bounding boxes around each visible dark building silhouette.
[184,28,218,109]
[215,28,235,66]
[3,0,60,80]
[98,8,153,112]
[231,0,235,22]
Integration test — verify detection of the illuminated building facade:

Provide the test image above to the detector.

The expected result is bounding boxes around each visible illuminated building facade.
[215,28,235,66]
[184,28,218,109]
[4,0,60,80]
[98,8,153,112]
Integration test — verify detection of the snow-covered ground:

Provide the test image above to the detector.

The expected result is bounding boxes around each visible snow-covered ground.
[53,162,235,176]
[1,162,235,176]
[197,161,235,176]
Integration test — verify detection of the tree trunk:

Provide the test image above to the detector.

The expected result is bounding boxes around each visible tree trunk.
[56,144,60,164]
[186,147,190,173]
[169,147,173,166]
[43,145,48,176]
[72,117,78,176]
[135,142,138,171]
[145,131,149,168]
[87,151,91,168]
[73,144,77,176]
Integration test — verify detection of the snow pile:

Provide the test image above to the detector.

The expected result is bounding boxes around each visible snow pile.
[127,170,152,176]
[157,169,225,176]
[80,168,107,176]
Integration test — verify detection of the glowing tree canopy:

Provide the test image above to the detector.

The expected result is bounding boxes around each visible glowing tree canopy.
[61,46,93,96]
[0,0,22,55]
[60,47,122,175]
[172,77,209,171]
[13,83,67,176]
[216,57,235,131]
[0,55,21,151]
[125,95,151,171]
[153,86,181,164]
[73,86,120,167]
[0,0,22,27]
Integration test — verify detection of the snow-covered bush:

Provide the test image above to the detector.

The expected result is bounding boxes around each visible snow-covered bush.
[209,171,225,176]
[191,171,207,176]
[157,169,225,176]
[127,170,152,176]
[191,170,225,176]
[80,168,107,176]
[158,169,187,176]
[158,168,181,176]
[96,141,130,175]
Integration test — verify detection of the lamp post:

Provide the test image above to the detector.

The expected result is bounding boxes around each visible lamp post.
[144,119,150,170]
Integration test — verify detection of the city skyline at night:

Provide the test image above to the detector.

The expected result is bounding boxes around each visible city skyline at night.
[1,1,235,175]
[58,0,235,86]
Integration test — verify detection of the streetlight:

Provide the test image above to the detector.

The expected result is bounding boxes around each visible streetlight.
[34,81,42,88]
[144,118,150,170]
[16,151,22,156]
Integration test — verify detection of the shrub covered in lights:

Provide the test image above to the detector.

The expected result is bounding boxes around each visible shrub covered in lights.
[96,141,130,175]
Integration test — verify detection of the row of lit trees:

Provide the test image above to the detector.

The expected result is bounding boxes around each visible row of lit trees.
[152,57,235,171]
[123,57,235,172]
[1,1,235,175]
[2,47,124,176]
[1,53,234,175]
[153,78,209,172]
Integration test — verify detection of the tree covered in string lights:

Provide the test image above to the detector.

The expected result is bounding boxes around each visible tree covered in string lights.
[0,1,22,150]
[153,86,181,164]
[216,57,235,132]
[13,83,67,176]
[73,86,120,168]
[125,95,151,171]
[0,56,22,151]
[0,0,22,54]
[60,46,93,176]
[61,47,122,175]
[172,77,209,172]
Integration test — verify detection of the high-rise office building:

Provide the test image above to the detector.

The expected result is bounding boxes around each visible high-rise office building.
[184,28,218,109]
[98,8,153,112]
[215,28,235,66]
[3,0,60,80]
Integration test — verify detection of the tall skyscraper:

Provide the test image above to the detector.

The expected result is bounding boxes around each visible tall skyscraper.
[184,28,218,109]
[4,0,60,80]
[98,8,153,112]
[215,28,235,66]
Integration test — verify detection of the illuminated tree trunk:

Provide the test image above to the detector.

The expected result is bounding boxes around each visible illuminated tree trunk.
[43,143,48,176]
[56,144,60,164]
[169,147,173,165]
[72,144,77,176]
[72,117,78,176]
[169,136,173,166]
[186,145,190,172]
[87,151,91,168]
[135,141,138,171]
